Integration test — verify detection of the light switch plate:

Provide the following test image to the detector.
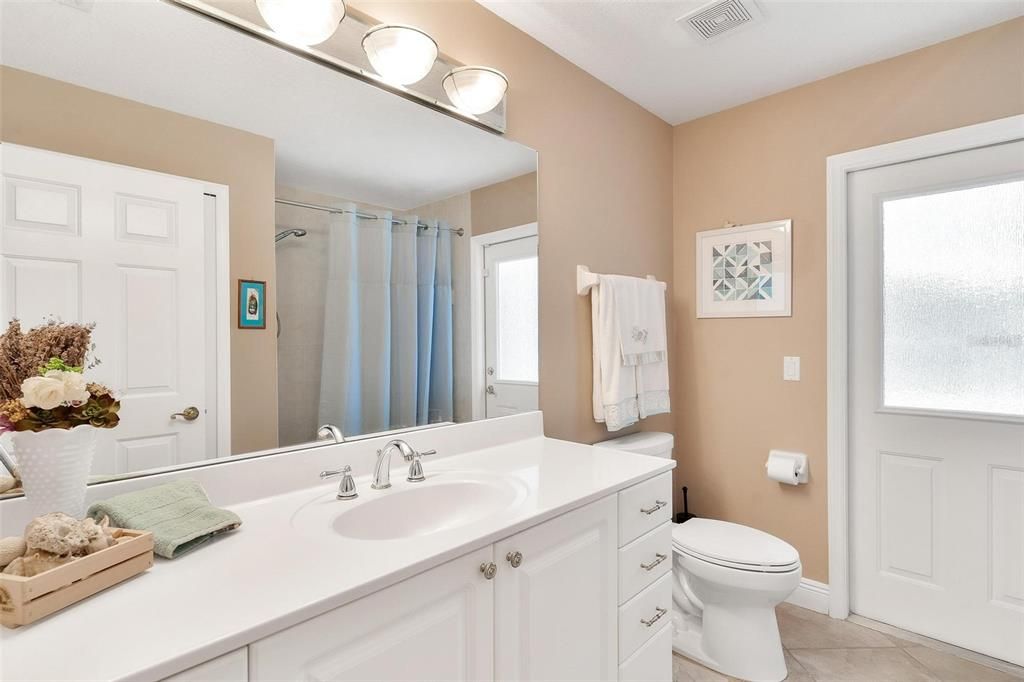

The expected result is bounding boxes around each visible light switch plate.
[783,356,801,381]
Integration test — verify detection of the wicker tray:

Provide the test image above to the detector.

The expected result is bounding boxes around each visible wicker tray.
[0,529,154,628]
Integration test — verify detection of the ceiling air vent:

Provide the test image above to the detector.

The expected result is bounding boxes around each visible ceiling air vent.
[677,0,762,42]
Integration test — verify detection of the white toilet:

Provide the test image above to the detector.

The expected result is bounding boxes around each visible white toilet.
[595,433,801,682]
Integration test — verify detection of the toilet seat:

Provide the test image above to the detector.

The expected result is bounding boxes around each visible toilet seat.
[672,519,800,573]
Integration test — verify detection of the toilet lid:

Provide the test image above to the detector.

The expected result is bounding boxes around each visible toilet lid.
[672,519,800,572]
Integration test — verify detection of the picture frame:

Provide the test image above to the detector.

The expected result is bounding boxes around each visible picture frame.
[696,219,792,318]
[237,279,267,329]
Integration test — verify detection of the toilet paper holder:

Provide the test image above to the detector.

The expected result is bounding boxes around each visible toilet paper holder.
[765,450,808,485]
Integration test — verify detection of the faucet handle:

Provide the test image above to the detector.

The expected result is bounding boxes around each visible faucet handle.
[407,449,436,483]
[320,465,358,500]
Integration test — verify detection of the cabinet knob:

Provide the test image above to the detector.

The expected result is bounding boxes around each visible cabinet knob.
[480,562,497,580]
[506,551,523,568]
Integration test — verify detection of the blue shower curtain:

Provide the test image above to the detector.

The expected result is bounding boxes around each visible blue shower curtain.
[318,207,454,437]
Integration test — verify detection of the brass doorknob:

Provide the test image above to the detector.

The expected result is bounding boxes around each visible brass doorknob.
[171,406,200,421]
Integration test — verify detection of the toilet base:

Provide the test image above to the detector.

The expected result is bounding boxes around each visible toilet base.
[672,585,791,682]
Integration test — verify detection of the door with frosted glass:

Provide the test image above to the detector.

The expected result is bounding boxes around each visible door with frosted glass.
[848,139,1024,664]
[484,236,539,417]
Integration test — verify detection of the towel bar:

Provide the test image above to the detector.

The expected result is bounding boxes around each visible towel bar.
[576,265,665,296]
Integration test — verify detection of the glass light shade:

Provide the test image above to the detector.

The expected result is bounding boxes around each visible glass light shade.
[442,66,508,115]
[362,24,438,86]
[255,0,345,46]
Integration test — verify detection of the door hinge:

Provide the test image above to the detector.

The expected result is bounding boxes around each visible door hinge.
[482,268,490,278]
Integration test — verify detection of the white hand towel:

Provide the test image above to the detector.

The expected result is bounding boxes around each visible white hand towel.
[603,275,667,366]
[592,278,640,431]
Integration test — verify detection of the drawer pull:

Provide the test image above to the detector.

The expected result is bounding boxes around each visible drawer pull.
[640,553,667,571]
[640,500,667,515]
[640,606,668,628]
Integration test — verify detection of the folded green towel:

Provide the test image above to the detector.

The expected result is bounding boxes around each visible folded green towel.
[88,479,241,559]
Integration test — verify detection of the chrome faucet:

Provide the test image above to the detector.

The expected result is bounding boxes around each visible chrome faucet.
[372,439,436,490]
[317,424,346,444]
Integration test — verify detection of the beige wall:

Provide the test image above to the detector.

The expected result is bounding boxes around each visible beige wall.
[470,172,538,236]
[672,18,1024,582]
[354,1,675,444]
[1,67,279,455]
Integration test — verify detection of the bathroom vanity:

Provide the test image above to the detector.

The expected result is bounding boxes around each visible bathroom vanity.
[0,414,675,681]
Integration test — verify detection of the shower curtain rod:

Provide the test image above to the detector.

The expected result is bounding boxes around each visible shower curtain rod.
[274,198,465,236]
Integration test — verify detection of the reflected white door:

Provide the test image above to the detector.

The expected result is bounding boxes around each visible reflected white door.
[849,139,1024,664]
[484,235,539,418]
[0,145,213,474]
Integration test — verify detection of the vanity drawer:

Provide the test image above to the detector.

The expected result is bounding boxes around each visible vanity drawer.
[618,573,672,663]
[619,522,672,604]
[618,622,672,682]
[618,473,672,546]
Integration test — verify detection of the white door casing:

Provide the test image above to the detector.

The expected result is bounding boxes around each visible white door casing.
[247,546,495,681]
[480,230,539,419]
[0,144,225,474]
[494,495,619,681]
[847,140,1024,664]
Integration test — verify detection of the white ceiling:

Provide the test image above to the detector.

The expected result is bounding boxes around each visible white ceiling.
[478,0,1024,125]
[1,0,536,209]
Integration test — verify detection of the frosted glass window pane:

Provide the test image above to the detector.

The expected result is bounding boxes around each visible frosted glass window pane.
[882,179,1024,417]
[496,256,538,383]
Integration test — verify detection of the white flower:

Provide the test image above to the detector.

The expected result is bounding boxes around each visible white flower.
[20,376,66,410]
[46,369,90,405]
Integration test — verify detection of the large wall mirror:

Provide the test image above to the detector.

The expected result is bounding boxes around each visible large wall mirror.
[0,0,538,494]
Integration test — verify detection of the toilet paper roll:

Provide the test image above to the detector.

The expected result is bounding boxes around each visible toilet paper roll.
[766,455,799,485]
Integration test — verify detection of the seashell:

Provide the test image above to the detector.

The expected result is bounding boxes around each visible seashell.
[80,517,115,555]
[24,512,91,556]
[10,550,76,577]
[0,536,27,569]
[0,474,17,494]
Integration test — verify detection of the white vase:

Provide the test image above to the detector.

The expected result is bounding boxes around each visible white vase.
[10,425,97,518]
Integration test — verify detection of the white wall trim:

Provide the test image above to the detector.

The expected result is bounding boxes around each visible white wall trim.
[469,222,539,420]
[786,578,830,615]
[825,114,1024,620]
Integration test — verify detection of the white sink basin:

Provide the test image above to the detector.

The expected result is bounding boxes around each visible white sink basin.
[292,474,527,541]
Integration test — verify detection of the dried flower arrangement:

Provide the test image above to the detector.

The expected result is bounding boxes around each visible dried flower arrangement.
[0,321,119,434]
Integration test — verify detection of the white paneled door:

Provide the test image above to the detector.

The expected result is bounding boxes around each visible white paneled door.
[0,144,216,474]
[849,140,1024,664]
[484,234,539,418]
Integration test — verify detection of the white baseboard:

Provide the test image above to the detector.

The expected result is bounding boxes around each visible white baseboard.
[785,578,830,615]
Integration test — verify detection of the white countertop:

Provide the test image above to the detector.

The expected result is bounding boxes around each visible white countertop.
[0,436,673,682]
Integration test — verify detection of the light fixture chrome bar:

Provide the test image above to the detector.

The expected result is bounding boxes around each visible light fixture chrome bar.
[162,0,505,135]
[275,198,465,236]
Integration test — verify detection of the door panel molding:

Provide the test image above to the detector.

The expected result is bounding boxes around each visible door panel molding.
[826,114,1024,620]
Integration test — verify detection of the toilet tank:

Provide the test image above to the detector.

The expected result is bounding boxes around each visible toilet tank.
[594,432,674,459]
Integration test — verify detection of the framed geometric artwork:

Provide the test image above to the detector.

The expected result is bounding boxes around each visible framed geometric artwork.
[695,219,792,318]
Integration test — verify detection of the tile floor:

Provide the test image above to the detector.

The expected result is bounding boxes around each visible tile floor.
[672,603,1024,682]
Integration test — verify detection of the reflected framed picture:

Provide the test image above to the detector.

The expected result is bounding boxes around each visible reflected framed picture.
[696,219,792,318]
[238,279,266,329]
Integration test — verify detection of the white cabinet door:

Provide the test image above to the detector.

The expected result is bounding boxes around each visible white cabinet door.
[494,496,619,681]
[249,546,494,681]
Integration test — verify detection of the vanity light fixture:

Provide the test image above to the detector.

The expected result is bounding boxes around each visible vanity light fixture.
[442,66,508,115]
[362,24,438,86]
[255,0,346,46]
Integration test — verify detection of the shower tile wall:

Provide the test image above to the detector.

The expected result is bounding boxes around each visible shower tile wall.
[274,186,474,447]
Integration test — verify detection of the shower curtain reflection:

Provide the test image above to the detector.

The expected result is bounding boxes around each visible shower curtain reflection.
[318,205,454,437]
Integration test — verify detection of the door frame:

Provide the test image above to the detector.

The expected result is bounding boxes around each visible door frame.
[825,114,1024,620]
[470,222,538,420]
